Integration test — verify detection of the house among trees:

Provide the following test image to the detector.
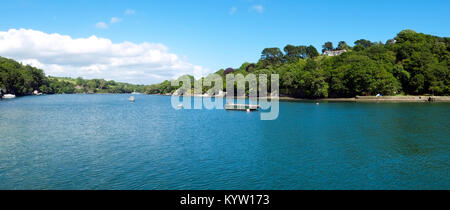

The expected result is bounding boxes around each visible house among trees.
[323,49,347,56]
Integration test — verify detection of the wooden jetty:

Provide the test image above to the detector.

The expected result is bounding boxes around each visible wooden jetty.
[225,104,259,111]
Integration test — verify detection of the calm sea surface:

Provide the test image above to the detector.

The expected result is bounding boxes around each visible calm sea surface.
[0,94,448,189]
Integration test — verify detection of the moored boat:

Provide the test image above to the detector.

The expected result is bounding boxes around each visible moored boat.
[2,94,16,99]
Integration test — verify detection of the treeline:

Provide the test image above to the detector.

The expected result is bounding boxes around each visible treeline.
[45,77,148,94]
[147,30,449,98]
[2,30,448,98]
[0,57,147,96]
[0,57,47,96]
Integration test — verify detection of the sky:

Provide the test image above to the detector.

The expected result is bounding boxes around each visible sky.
[0,0,449,84]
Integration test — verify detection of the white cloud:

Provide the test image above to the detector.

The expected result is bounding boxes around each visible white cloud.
[95,22,108,29]
[0,29,210,84]
[110,17,122,24]
[125,9,136,15]
[229,7,237,15]
[250,5,264,13]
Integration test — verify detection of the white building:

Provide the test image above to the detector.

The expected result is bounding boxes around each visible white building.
[323,49,347,56]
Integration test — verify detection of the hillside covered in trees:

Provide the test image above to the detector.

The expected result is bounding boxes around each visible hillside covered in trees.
[0,57,147,96]
[1,30,449,98]
[147,30,449,98]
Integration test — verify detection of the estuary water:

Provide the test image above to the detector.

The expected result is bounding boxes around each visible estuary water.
[0,94,449,189]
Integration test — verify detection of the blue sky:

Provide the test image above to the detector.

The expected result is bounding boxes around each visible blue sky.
[0,0,449,84]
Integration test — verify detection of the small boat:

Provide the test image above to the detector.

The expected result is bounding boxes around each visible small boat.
[177,104,183,108]
[2,94,16,99]
[128,96,135,102]
[33,90,42,95]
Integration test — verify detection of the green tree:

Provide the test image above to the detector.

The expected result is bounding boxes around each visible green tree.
[322,41,334,53]
[284,45,307,62]
[260,48,285,67]
[337,41,350,50]
[306,45,320,58]
[354,39,374,50]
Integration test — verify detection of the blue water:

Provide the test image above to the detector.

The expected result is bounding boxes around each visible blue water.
[0,94,449,190]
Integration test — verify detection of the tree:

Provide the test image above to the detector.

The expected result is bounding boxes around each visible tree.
[306,45,320,58]
[283,45,297,61]
[354,39,374,50]
[260,48,285,67]
[300,70,329,98]
[284,45,308,62]
[304,59,318,72]
[0,57,47,95]
[337,41,350,50]
[76,77,84,86]
[322,41,334,53]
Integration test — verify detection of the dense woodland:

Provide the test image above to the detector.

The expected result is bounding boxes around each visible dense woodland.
[147,30,449,98]
[1,30,449,98]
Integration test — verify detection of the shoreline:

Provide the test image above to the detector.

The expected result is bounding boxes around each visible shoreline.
[152,94,450,103]
[3,93,450,103]
[279,96,450,103]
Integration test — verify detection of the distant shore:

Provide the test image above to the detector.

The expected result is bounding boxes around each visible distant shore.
[3,93,450,103]
[279,96,450,102]
[151,94,450,103]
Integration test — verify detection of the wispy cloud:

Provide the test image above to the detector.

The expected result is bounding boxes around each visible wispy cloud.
[110,17,122,24]
[95,22,108,29]
[96,14,126,30]
[229,6,237,15]
[125,9,136,15]
[250,5,264,13]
